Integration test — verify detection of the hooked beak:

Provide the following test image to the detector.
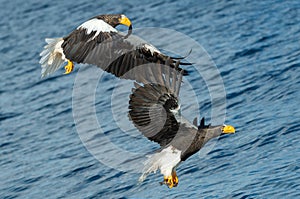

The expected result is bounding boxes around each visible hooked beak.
[222,125,235,134]
[119,15,132,27]
[119,15,132,38]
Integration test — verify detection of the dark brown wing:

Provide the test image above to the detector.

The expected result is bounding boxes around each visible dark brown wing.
[61,23,188,82]
[128,65,184,146]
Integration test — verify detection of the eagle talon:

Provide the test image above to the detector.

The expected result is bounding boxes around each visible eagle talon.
[63,60,74,75]
[163,171,179,188]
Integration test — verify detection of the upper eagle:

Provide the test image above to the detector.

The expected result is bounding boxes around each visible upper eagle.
[40,14,188,81]
[128,65,235,188]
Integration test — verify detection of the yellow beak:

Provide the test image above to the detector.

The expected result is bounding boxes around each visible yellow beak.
[119,15,131,27]
[222,125,235,134]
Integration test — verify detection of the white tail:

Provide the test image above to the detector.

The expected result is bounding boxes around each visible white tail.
[39,38,66,78]
[139,154,161,182]
[139,146,181,182]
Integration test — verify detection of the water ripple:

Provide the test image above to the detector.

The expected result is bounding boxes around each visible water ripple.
[1,0,300,198]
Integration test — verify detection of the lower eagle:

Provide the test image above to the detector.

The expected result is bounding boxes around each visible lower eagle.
[128,65,235,188]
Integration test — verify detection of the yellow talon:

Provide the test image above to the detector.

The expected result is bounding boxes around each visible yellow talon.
[64,60,74,75]
[162,170,179,188]
[172,170,179,185]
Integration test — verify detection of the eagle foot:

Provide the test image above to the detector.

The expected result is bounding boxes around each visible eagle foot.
[160,170,179,188]
[63,60,74,75]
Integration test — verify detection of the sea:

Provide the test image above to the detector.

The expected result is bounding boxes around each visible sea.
[1,0,300,198]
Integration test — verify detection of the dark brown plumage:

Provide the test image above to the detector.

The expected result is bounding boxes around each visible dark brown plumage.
[40,14,188,80]
[128,67,229,156]
[128,65,235,188]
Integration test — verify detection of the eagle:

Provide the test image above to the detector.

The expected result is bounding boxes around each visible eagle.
[40,14,188,80]
[128,65,235,188]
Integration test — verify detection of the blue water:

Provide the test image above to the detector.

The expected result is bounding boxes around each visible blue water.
[1,0,300,198]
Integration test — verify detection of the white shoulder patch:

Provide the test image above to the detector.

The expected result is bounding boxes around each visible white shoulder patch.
[143,43,161,55]
[77,18,117,37]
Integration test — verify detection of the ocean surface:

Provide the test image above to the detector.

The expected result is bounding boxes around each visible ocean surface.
[1,0,300,198]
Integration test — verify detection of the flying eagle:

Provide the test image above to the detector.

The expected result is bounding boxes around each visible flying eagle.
[40,14,188,80]
[128,65,235,188]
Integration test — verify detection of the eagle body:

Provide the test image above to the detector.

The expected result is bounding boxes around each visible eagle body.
[40,14,187,80]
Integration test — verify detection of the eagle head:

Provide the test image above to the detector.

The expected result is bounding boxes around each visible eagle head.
[97,14,132,28]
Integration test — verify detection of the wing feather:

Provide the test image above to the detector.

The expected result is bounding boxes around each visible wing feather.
[128,67,183,146]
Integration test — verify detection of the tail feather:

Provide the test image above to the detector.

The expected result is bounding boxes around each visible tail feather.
[139,154,160,182]
[40,38,66,78]
[139,146,181,182]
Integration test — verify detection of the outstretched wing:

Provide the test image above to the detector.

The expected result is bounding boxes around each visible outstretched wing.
[128,65,184,146]
[127,57,215,163]
[61,18,188,81]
